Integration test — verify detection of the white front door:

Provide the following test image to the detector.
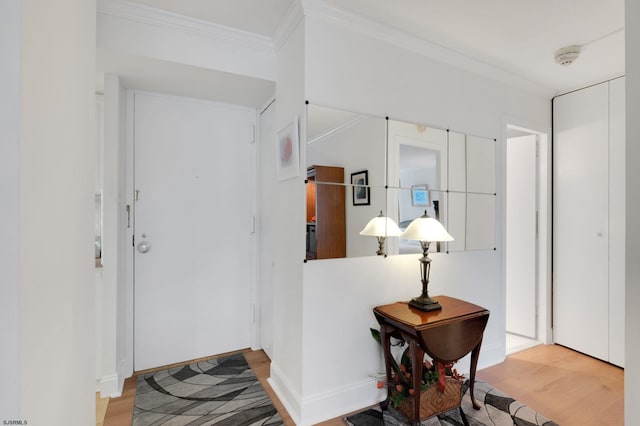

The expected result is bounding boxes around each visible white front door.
[133,92,255,371]
[505,135,537,338]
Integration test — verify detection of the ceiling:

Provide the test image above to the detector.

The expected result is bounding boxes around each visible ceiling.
[123,0,625,94]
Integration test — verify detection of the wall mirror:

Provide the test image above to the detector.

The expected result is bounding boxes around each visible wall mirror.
[305,105,497,260]
[305,104,388,259]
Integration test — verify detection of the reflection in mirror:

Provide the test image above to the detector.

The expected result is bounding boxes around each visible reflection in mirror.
[386,119,448,255]
[467,135,496,194]
[446,192,466,252]
[386,187,447,256]
[306,104,387,186]
[466,193,496,250]
[304,106,498,259]
[306,169,346,260]
[358,207,402,256]
[305,181,388,259]
[305,104,387,260]
[387,120,448,191]
[349,185,388,257]
[448,131,466,192]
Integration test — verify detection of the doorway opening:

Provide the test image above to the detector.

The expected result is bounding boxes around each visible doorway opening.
[505,124,551,355]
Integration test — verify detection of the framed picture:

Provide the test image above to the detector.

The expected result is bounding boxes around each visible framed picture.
[351,170,370,206]
[411,184,430,206]
[276,117,300,181]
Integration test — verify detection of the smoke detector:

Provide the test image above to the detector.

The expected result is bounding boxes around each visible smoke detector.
[554,45,582,66]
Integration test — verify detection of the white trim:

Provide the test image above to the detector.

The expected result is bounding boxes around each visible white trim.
[476,341,505,370]
[97,373,121,398]
[502,115,553,346]
[300,378,384,426]
[296,341,504,425]
[273,0,305,51]
[267,362,302,426]
[98,0,273,51]
[250,110,259,351]
[125,90,136,373]
[301,0,556,99]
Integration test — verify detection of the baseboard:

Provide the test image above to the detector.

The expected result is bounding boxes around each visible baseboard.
[268,343,505,425]
[117,357,132,395]
[299,378,385,425]
[267,362,302,425]
[477,341,505,370]
[97,373,121,398]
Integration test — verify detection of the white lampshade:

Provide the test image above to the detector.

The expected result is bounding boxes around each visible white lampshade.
[360,211,402,237]
[400,211,454,242]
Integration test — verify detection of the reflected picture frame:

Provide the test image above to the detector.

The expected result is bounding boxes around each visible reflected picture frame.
[276,117,300,181]
[411,184,430,206]
[351,170,370,206]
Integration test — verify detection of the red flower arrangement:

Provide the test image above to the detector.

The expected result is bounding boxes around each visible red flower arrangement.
[370,328,464,408]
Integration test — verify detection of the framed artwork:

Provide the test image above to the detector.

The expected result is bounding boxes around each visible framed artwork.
[351,170,370,206]
[276,117,300,181]
[411,184,430,206]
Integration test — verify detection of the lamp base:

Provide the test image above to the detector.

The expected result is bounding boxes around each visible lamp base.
[409,298,442,312]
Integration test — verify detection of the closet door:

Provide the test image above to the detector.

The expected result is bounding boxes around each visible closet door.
[608,77,625,367]
[553,82,609,361]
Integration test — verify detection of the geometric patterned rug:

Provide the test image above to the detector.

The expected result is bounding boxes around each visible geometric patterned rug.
[132,353,284,425]
[345,380,559,426]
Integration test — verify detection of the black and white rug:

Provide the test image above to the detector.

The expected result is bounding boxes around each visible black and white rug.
[133,353,284,425]
[345,380,559,426]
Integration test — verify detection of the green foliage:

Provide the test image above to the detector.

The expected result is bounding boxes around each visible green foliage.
[369,328,381,344]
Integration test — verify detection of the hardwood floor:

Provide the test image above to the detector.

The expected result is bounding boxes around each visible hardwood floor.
[100,344,623,425]
[477,344,624,426]
[96,393,109,426]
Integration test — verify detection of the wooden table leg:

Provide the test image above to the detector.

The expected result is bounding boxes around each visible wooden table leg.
[409,338,424,426]
[468,336,483,410]
[379,324,394,410]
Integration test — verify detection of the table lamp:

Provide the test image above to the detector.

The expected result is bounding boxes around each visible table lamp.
[400,210,454,311]
[359,211,402,256]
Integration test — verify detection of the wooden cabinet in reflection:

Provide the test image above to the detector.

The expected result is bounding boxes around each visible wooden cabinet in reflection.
[306,165,346,260]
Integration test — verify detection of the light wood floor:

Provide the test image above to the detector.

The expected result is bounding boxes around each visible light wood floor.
[477,344,623,426]
[99,344,623,425]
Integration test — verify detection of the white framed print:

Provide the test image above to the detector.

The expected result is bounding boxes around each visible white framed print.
[275,117,300,181]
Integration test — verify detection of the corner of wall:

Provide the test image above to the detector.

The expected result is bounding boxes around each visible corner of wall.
[268,362,302,424]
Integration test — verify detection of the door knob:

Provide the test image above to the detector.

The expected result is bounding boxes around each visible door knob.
[137,241,151,254]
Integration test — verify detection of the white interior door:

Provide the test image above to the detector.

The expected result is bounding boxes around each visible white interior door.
[133,92,255,371]
[553,82,609,361]
[506,135,537,338]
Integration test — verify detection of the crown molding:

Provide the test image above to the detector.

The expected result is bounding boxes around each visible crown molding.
[97,0,274,52]
[273,0,305,51]
[301,0,556,98]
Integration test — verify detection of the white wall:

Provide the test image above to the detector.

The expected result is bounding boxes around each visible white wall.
[0,0,21,418]
[292,15,550,425]
[626,0,640,423]
[267,16,307,425]
[18,0,97,424]
[97,0,275,82]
